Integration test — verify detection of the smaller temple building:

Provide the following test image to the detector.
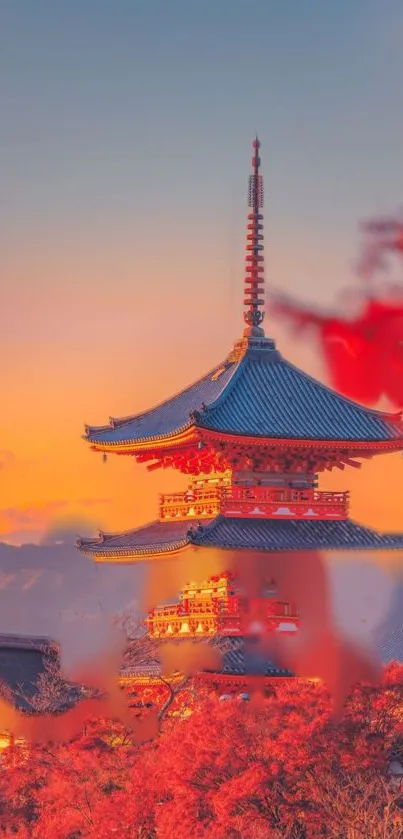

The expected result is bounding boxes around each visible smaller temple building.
[145,572,299,639]
[118,573,299,690]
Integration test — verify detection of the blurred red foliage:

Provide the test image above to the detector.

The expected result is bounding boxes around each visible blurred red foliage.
[271,213,403,407]
[1,665,402,838]
[271,294,403,406]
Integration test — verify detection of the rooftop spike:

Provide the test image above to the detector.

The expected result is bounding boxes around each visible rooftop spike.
[243,136,265,337]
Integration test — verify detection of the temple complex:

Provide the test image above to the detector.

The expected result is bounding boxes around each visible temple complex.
[77,138,403,686]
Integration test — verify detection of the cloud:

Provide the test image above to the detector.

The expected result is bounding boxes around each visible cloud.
[22,571,43,592]
[0,501,69,530]
[0,572,15,591]
[78,498,112,508]
[0,451,15,470]
[0,502,72,547]
[0,500,110,546]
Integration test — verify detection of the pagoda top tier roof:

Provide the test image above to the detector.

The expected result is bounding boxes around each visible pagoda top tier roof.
[77,515,403,561]
[83,139,403,459]
[85,335,403,451]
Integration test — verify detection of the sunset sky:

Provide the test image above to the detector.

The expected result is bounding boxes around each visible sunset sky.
[2,0,403,545]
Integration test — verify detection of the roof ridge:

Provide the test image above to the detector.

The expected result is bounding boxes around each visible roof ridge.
[280,356,403,424]
[198,345,403,434]
[76,519,162,547]
[100,520,162,541]
[85,356,239,436]
[194,352,250,420]
[188,515,223,542]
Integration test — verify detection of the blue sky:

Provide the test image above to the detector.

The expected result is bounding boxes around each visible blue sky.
[1,0,403,237]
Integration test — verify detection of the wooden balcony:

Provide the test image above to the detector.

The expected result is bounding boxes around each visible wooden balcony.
[146,609,300,639]
[159,485,349,521]
[159,487,223,520]
[221,486,349,520]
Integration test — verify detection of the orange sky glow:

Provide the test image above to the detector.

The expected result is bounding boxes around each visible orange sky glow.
[2,223,403,549]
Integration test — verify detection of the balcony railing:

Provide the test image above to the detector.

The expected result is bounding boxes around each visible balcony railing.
[146,611,300,638]
[159,485,349,521]
[221,487,349,519]
[159,487,224,520]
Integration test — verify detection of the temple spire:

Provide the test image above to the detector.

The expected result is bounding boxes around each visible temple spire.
[243,136,265,337]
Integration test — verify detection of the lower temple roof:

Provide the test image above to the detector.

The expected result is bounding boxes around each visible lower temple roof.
[120,637,293,681]
[77,515,403,560]
[120,627,403,683]
[78,519,193,559]
[0,634,80,712]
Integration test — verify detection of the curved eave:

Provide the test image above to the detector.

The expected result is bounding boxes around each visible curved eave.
[191,516,403,552]
[77,539,192,563]
[82,337,403,453]
[83,356,241,448]
[119,672,297,686]
[77,516,403,562]
[84,423,198,453]
[196,427,403,454]
[76,518,198,562]
[85,424,403,457]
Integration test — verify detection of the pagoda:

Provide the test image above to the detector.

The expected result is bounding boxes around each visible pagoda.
[78,138,403,683]
[77,137,403,689]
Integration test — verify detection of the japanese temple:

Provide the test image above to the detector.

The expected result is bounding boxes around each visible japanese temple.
[77,138,403,684]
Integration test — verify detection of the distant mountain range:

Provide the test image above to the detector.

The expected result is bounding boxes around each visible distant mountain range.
[0,540,146,674]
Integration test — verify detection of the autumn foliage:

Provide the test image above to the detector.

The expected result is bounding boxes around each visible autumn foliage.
[1,665,402,839]
[269,212,403,407]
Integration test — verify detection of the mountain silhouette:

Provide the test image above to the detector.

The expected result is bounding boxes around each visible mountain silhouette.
[0,539,146,674]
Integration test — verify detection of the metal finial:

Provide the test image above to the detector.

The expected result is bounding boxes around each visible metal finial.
[244,137,265,336]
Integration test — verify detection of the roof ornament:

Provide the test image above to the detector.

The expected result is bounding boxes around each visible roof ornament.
[243,136,265,338]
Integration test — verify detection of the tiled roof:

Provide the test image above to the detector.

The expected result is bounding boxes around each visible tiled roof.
[0,635,97,712]
[77,515,403,558]
[199,344,403,441]
[193,517,403,552]
[209,637,293,677]
[0,634,81,712]
[120,661,162,679]
[119,637,291,680]
[0,634,58,651]
[85,337,403,446]
[0,645,48,710]
[85,359,238,444]
[77,519,193,558]
[380,626,403,665]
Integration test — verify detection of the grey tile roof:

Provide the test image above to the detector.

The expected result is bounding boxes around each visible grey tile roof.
[199,348,403,441]
[0,634,92,712]
[0,635,73,712]
[85,359,238,444]
[77,516,403,557]
[209,637,293,677]
[193,517,403,552]
[120,661,162,679]
[77,519,194,557]
[0,645,48,710]
[119,637,292,680]
[85,338,403,446]
[380,626,403,665]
